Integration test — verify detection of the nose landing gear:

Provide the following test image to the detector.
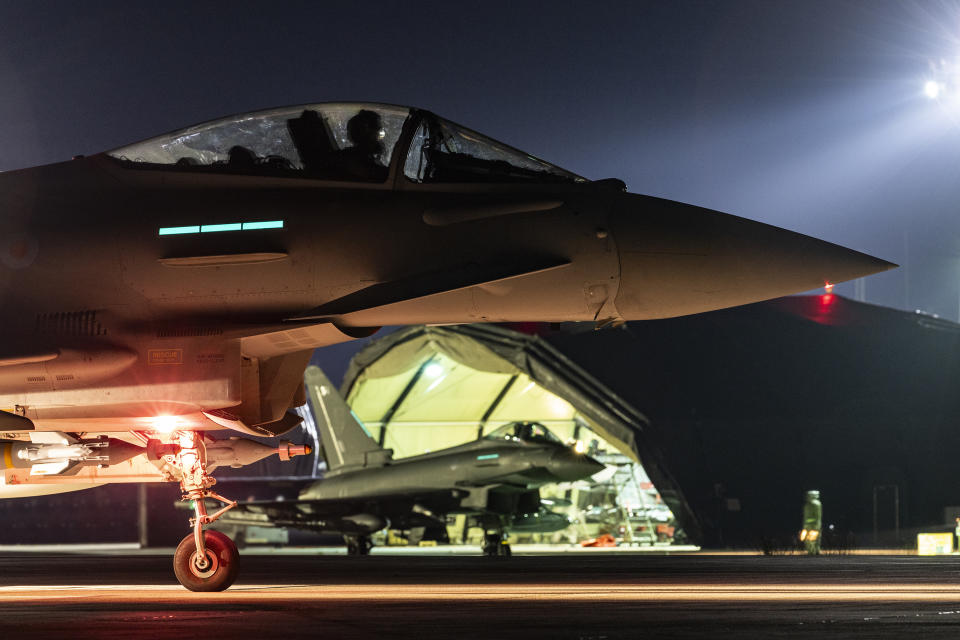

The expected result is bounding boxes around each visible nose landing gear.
[344,534,373,556]
[173,529,239,591]
[482,518,512,557]
[170,431,239,591]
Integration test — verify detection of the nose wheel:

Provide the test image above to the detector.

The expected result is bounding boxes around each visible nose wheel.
[345,534,373,556]
[174,529,239,591]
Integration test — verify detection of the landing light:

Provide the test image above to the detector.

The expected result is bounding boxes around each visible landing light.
[152,415,179,433]
[573,440,587,454]
[423,363,444,378]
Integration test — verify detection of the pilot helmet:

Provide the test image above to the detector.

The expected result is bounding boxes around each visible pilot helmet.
[347,109,384,145]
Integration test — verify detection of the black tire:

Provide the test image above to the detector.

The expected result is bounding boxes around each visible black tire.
[483,534,501,557]
[173,530,239,592]
[346,535,373,556]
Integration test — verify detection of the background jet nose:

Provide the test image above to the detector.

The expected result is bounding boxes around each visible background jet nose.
[549,448,605,482]
[609,194,896,320]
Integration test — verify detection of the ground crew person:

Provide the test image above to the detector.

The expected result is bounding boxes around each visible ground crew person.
[799,490,822,555]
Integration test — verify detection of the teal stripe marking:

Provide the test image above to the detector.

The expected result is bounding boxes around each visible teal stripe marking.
[201,223,242,233]
[242,220,284,230]
[476,453,499,461]
[158,225,200,236]
[158,220,285,236]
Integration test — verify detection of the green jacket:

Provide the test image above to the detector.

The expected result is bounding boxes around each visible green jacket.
[803,497,822,530]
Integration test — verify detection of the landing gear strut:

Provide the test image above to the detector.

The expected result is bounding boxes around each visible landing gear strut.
[345,534,373,556]
[169,431,239,591]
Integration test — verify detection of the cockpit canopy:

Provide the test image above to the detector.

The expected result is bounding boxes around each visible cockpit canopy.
[484,421,564,446]
[107,102,583,185]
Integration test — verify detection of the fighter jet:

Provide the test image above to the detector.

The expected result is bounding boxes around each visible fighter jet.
[201,366,601,557]
[0,102,894,590]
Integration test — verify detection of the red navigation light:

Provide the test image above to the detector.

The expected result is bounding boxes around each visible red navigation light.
[819,282,836,311]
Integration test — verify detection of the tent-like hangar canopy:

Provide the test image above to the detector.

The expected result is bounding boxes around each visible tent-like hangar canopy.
[340,324,698,542]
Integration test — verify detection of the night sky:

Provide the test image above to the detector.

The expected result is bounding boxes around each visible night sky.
[2,0,959,331]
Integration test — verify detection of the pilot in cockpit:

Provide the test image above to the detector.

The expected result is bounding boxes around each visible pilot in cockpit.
[513,422,534,441]
[288,108,388,182]
[339,109,388,182]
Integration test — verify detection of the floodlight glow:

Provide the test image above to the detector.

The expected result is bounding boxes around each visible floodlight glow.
[423,363,444,378]
[425,375,446,393]
[925,80,942,99]
[548,394,571,417]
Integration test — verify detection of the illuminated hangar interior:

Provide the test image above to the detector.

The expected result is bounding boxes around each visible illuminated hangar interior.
[339,324,697,545]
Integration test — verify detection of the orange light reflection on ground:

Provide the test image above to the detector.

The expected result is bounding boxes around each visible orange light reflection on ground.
[5,583,960,603]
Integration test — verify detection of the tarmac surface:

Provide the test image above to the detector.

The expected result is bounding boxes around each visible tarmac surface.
[3,548,960,639]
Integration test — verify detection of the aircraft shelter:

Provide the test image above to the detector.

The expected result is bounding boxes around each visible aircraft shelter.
[338,324,695,546]
[333,295,960,551]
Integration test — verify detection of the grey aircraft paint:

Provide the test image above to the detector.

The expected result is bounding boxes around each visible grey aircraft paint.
[0,103,892,444]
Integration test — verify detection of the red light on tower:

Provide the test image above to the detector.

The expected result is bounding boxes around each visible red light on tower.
[819,283,835,310]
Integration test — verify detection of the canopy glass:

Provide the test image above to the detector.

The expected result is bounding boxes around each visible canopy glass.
[107,103,410,182]
[107,102,583,185]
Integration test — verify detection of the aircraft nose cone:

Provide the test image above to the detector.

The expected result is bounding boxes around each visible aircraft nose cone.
[549,448,605,482]
[609,194,896,320]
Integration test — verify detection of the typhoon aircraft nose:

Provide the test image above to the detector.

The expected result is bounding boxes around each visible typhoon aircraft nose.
[608,194,897,320]
[549,448,606,482]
